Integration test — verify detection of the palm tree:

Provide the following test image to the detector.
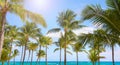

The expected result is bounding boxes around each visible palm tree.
[36,50,45,65]
[27,42,38,65]
[5,24,19,65]
[72,41,84,65]
[12,49,19,65]
[43,36,52,65]
[53,36,64,65]
[81,1,120,64]
[16,36,26,63]
[20,22,40,65]
[48,10,84,65]
[78,29,107,65]
[81,0,120,34]
[85,49,105,65]
[0,0,46,59]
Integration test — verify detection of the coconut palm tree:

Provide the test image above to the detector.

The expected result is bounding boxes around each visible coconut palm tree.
[78,29,107,65]
[53,36,64,65]
[0,0,46,58]
[20,22,40,65]
[85,49,105,65]
[4,24,19,65]
[53,33,73,65]
[48,10,84,65]
[27,42,38,65]
[43,36,52,65]
[16,36,26,63]
[72,41,84,65]
[81,0,120,34]
[36,50,45,65]
[12,49,19,65]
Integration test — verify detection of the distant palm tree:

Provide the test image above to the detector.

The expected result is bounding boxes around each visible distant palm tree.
[36,50,45,65]
[85,49,105,65]
[27,43,38,65]
[48,10,84,65]
[0,0,46,58]
[53,36,64,65]
[79,29,107,65]
[16,36,26,63]
[5,25,19,65]
[13,49,19,65]
[20,22,40,65]
[44,36,52,65]
[72,41,84,65]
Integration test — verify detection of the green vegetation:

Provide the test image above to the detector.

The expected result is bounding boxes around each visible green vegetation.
[0,0,120,65]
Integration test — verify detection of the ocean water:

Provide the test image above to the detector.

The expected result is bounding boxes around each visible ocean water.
[0,61,120,65]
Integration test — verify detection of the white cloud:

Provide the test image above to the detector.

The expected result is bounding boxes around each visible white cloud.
[46,27,96,38]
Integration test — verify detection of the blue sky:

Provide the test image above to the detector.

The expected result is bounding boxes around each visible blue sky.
[7,0,120,61]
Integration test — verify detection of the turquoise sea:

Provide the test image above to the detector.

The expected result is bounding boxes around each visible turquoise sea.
[0,61,120,65]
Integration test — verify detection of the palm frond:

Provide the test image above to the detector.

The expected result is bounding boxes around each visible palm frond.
[47,28,61,34]
[53,48,60,52]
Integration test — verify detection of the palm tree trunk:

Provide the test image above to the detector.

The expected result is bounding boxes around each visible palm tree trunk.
[36,58,39,65]
[14,57,15,65]
[39,58,40,65]
[112,45,115,65]
[0,11,6,59]
[76,52,78,65]
[64,45,67,65]
[28,50,31,61]
[22,45,27,65]
[46,46,48,65]
[60,48,62,65]
[27,50,31,65]
[31,50,33,65]
[21,46,24,65]
[98,44,100,65]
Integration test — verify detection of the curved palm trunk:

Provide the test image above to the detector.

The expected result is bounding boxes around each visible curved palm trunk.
[64,45,67,65]
[76,52,78,65]
[22,45,27,65]
[112,45,115,65]
[27,50,31,65]
[0,11,6,59]
[46,46,48,65]
[21,46,24,65]
[60,48,62,65]
[31,50,33,65]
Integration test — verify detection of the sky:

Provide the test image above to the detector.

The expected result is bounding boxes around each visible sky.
[7,0,120,61]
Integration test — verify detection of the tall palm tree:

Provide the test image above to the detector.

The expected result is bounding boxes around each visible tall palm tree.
[36,50,45,65]
[79,29,107,65]
[81,1,120,64]
[81,0,120,34]
[85,49,105,65]
[0,0,46,58]
[48,10,84,65]
[72,41,84,65]
[27,42,38,65]
[53,36,64,65]
[12,49,19,65]
[20,22,40,65]
[43,36,52,65]
[16,36,26,63]
[5,24,19,65]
